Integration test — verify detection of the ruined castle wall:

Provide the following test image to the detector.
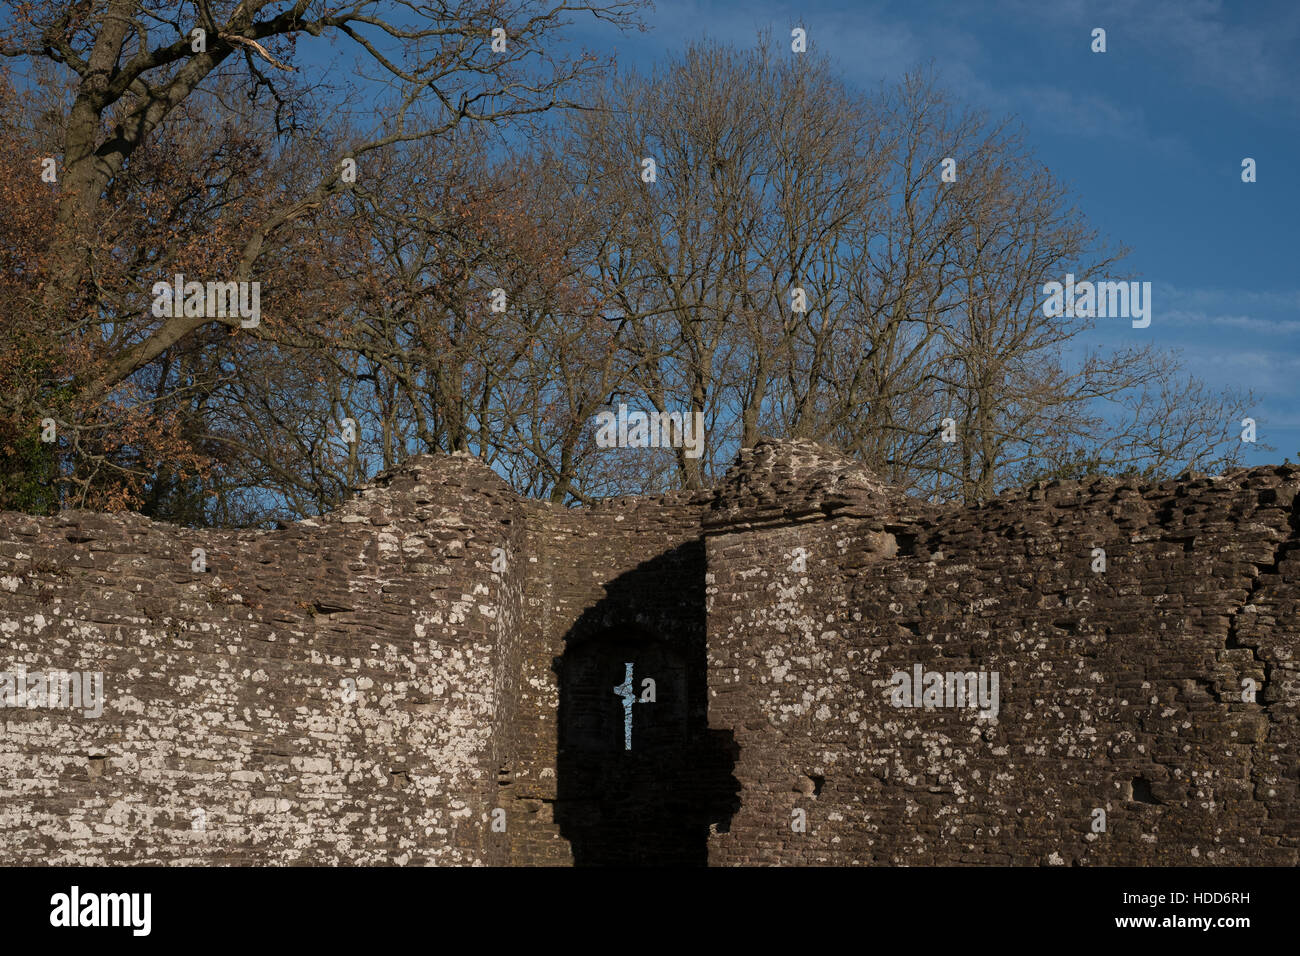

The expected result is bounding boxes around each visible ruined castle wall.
[0,455,519,865]
[6,438,1299,867]
[706,467,1300,865]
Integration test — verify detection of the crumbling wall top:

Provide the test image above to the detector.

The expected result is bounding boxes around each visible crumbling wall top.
[317,451,520,528]
[704,437,913,533]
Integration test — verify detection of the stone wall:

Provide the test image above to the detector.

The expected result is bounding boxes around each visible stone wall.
[2,439,1297,865]
[704,440,1299,865]
[0,454,518,864]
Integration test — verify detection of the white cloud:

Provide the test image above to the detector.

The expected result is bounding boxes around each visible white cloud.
[1163,310,1300,335]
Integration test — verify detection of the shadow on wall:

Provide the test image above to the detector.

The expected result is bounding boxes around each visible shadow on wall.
[552,542,740,865]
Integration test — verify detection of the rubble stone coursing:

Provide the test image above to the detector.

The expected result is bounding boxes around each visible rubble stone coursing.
[1,439,1296,864]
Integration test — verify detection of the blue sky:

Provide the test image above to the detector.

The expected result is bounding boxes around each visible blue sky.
[555,0,1300,464]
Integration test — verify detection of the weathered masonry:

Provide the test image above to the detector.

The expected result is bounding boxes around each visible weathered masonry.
[1,439,1297,865]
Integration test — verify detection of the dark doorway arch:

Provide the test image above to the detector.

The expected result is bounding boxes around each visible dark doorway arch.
[553,548,739,865]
